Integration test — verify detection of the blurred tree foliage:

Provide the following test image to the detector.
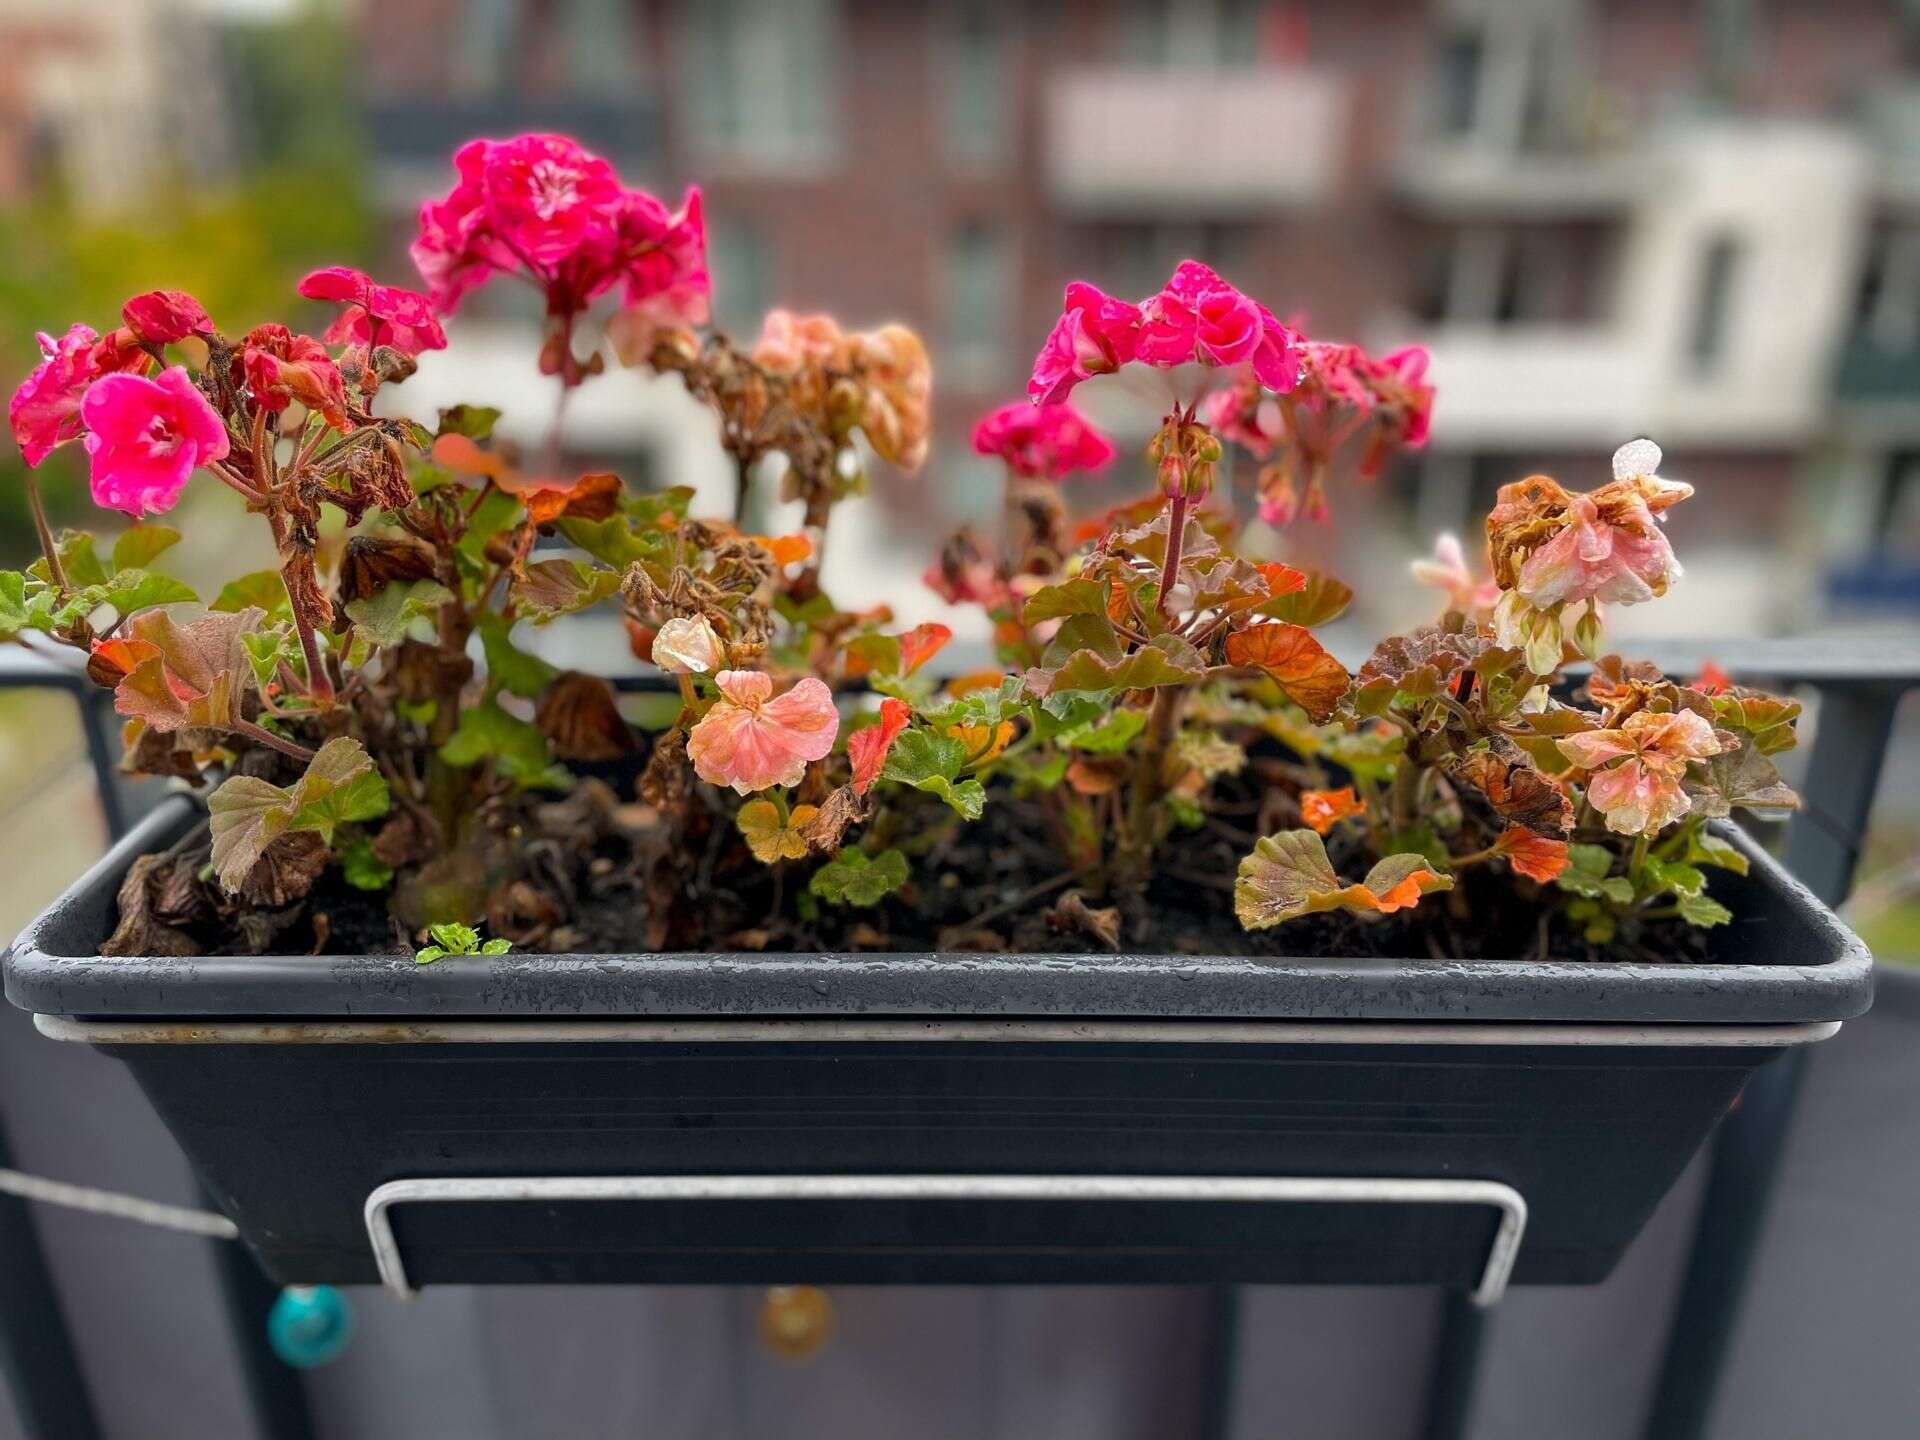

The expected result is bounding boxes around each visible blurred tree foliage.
[0,6,373,560]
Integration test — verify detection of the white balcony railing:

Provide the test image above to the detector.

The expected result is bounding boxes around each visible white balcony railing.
[1045,66,1347,214]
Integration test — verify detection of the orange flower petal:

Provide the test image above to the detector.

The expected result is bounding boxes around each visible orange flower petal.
[1494,825,1570,883]
[1300,786,1366,835]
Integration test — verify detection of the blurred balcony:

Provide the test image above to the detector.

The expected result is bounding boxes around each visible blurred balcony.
[1393,140,1642,219]
[1044,66,1347,215]
[362,96,659,208]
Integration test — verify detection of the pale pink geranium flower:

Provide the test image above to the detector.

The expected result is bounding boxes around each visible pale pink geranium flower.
[1505,441,1693,613]
[650,615,727,676]
[1559,709,1724,835]
[688,670,840,794]
[1027,280,1142,405]
[971,400,1116,482]
[79,366,229,518]
[754,310,850,375]
[1411,533,1500,618]
[298,266,447,356]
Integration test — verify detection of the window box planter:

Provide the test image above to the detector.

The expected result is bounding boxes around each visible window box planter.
[6,794,1871,1301]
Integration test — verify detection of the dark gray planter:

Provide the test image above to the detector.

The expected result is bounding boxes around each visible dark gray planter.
[4,794,1872,1300]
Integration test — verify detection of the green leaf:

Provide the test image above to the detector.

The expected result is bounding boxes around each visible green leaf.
[927,676,1027,730]
[439,698,572,789]
[480,938,513,955]
[1021,578,1107,625]
[428,921,481,951]
[556,514,669,569]
[510,559,621,623]
[456,488,522,565]
[1643,859,1707,899]
[1685,829,1750,876]
[845,631,903,677]
[111,525,182,574]
[1555,843,1635,904]
[345,579,454,647]
[0,571,43,640]
[212,570,293,618]
[436,404,501,440]
[1676,892,1733,928]
[413,945,448,965]
[809,848,910,906]
[339,836,395,891]
[86,571,196,619]
[1063,708,1147,754]
[475,612,560,698]
[880,731,986,819]
[206,738,390,894]
[45,531,110,588]
[1025,634,1208,697]
[1687,745,1800,819]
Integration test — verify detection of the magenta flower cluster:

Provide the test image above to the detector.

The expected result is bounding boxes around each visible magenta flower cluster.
[1028,260,1300,407]
[971,401,1116,483]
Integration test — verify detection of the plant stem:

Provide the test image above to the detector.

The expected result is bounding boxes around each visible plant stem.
[1156,488,1191,620]
[228,717,316,764]
[22,470,66,591]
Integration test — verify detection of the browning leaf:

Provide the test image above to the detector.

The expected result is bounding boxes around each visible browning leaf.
[1443,736,1574,839]
[237,831,329,907]
[101,853,202,958]
[1047,890,1121,951]
[1223,623,1349,721]
[338,534,438,604]
[535,671,637,761]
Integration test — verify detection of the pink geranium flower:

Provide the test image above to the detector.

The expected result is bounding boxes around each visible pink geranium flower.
[235,325,350,431]
[480,132,623,268]
[1559,709,1724,835]
[12,325,116,466]
[1368,346,1434,448]
[298,267,447,357]
[121,290,213,348]
[687,670,840,794]
[409,133,710,342]
[971,400,1116,481]
[1027,281,1142,405]
[79,366,229,518]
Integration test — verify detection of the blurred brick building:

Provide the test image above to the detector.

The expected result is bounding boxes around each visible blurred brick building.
[355,0,1920,634]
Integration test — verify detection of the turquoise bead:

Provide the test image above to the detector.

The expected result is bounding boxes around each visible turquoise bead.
[267,1285,353,1368]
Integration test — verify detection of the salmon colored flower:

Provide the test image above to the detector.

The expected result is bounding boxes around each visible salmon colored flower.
[851,323,932,472]
[79,366,229,518]
[1411,533,1500,618]
[1027,280,1142,405]
[1558,708,1724,835]
[688,670,840,794]
[650,615,727,675]
[298,267,447,356]
[1300,786,1366,835]
[754,310,849,374]
[847,697,911,795]
[972,400,1115,482]
[121,290,213,348]
[235,324,350,431]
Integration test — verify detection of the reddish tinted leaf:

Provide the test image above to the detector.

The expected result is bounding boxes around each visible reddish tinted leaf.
[848,698,911,795]
[1224,622,1349,721]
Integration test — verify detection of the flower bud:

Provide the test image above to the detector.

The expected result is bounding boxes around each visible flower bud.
[651,614,727,675]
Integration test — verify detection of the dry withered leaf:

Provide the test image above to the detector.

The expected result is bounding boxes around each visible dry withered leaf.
[638,729,693,808]
[338,534,438,604]
[799,785,871,852]
[536,671,637,761]
[370,809,436,869]
[1047,890,1122,951]
[487,878,566,945]
[101,853,201,958]
[937,924,1009,953]
[237,831,329,908]
[1444,736,1574,839]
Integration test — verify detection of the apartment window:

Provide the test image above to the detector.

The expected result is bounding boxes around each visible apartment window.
[708,217,770,339]
[944,224,1014,390]
[559,0,639,97]
[1425,0,1585,152]
[456,0,521,94]
[1688,236,1741,371]
[1853,226,1920,355]
[940,1,1014,172]
[1415,223,1613,327]
[685,0,838,168]
[1115,0,1269,67]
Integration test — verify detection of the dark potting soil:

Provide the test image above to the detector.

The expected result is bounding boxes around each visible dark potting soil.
[185,775,1713,967]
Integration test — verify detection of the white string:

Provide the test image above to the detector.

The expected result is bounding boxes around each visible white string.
[0,1166,238,1240]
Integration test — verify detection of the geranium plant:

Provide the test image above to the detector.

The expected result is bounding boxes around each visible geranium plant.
[2,133,1800,965]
